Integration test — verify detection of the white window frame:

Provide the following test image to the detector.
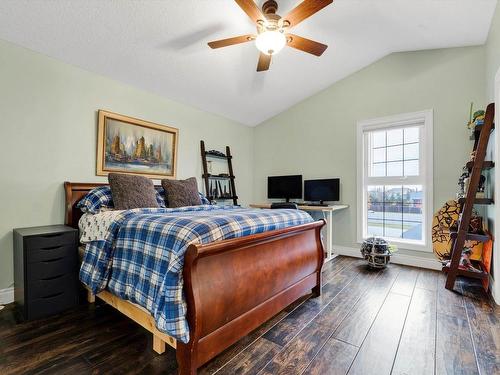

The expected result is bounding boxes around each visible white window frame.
[357,110,433,252]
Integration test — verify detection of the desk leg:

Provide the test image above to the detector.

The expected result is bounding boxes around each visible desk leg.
[323,210,335,262]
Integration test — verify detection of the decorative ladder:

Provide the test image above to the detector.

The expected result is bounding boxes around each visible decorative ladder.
[444,103,495,290]
[200,140,238,206]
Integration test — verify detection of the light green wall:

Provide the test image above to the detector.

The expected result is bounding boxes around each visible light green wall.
[253,46,486,256]
[486,3,500,100]
[0,39,254,290]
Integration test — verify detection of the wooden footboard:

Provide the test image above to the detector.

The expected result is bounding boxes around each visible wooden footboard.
[177,220,325,374]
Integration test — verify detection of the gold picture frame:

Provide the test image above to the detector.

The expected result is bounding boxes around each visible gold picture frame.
[96,110,178,179]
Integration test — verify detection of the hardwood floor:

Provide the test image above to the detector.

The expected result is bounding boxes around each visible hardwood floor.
[0,256,498,375]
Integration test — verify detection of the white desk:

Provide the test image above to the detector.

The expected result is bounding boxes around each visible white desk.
[249,203,349,262]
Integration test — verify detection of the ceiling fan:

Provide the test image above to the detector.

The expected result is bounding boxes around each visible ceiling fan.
[208,0,333,72]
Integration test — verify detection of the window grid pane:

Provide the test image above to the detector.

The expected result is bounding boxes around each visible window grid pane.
[369,126,421,178]
[366,185,423,241]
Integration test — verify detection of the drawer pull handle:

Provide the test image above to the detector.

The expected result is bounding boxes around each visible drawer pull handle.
[41,245,63,251]
[42,257,63,263]
[40,233,63,238]
[42,292,63,299]
[41,274,65,281]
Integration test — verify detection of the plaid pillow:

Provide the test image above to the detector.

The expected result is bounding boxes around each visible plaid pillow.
[77,185,166,214]
[77,186,113,214]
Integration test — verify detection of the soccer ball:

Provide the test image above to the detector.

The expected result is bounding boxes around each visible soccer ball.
[360,237,392,269]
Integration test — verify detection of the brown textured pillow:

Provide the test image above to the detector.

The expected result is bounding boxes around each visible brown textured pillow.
[108,173,159,210]
[162,177,202,208]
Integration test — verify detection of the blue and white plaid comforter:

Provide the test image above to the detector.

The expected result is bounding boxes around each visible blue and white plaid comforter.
[79,205,313,343]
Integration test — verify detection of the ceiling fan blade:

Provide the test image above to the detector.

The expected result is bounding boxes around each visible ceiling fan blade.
[234,0,265,23]
[287,34,328,56]
[208,34,255,49]
[282,0,333,28]
[257,53,271,72]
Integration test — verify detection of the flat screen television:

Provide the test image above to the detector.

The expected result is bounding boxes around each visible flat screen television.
[267,175,302,202]
[304,178,340,204]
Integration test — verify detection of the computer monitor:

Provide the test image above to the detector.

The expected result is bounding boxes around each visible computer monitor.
[304,178,340,204]
[267,175,302,202]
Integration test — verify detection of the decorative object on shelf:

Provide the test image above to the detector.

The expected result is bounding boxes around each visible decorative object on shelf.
[200,140,238,205]
[443,248,482,274]
[207,161,213,174]
[207,150,226,158]
[468,214,483,234]
[481,237,493,290]
[463,176,470,196]
[457,167,469,198]
[469,150,476,163]
[457,167,488,200]
[476,175,486,198]
[466,103,485,130]
[96,110,178,179]
[360,237,396,269]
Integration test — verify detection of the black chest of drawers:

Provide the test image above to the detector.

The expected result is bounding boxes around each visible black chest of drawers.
[14,225,79,320]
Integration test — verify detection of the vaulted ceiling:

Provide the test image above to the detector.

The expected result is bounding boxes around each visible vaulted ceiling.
[0,0,497,125]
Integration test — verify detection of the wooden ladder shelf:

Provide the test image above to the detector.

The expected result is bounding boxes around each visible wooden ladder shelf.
[444,103,495,290]
[200,140,238,206]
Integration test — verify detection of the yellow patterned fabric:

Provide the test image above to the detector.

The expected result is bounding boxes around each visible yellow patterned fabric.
[432,199,482,261]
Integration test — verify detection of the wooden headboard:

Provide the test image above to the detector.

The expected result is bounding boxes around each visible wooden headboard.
[64,182,108,228]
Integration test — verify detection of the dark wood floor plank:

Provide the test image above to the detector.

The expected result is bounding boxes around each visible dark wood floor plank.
[460,280,500,375]
[321,256,354,285]
[435,278,479,375]
[391,288,437,375]
[25,356,91,375]
[390,267,419,296]
[436,273,464,316]
[198,309,290,375]
[347,293,411,375]
[435,312,479,375]
[0,306,132,374]
[215,338,281,375]
[415,269,439,291]
[261,267,382,375]
[263,262,359,347]
[303,337,358,375]
[259,321,334,375]
[333,265,400,347]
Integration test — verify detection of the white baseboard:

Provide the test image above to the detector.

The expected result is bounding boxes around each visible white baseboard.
[0,287,14,305]
[334,245,442,271]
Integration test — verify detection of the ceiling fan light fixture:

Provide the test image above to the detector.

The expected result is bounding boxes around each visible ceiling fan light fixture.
[255,30,286,55]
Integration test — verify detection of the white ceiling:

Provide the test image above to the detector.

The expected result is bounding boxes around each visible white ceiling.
[0,0,497,126]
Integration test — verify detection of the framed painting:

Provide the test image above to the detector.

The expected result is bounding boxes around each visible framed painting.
[96,110,178,179]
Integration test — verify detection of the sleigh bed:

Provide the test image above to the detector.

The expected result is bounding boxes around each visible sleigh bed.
[64,182,325,375]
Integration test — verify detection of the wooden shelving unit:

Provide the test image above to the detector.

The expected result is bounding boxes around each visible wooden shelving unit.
[200,140,238,205]
[458,197,494,205]
[444,103,495,290]
[449,230,490,242]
